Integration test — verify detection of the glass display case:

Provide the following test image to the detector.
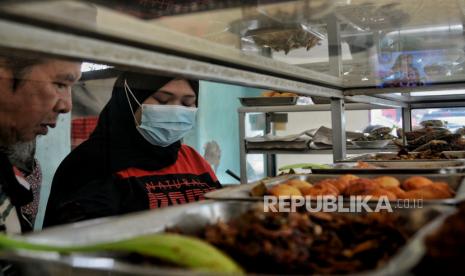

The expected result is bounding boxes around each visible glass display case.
[2,0,465,90]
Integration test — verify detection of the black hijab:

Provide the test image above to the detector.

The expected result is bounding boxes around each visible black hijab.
[47,71,199,210]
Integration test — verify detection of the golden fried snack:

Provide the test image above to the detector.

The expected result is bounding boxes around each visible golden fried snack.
[316,182,341,195]
[314,179,344,194]
[268,184,302,197]
[285,179,313,192]
[402,176,433,191]
[335,174,360,193]
[402,186,447,200]
[355,161,377,169]
[429,182,455,197]
[261,91,275,97]
[361,188,397,201]
[374,176,401,188]
[344,178,378,196]
[338,174,359,184]
[301,186,339,198]
[279,92,298,97]
[383,186,407,198]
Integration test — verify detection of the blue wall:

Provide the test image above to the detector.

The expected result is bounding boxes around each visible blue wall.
[184,81,261,184]
[35,113,71,230]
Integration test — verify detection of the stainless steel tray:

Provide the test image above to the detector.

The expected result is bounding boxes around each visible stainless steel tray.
[0,201,455,276]
[312,160,465,174]
[342,151,465,162]
[239,96,297,106]
[205,174,465,204]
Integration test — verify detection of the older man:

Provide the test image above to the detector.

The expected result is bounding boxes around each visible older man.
[0,55,81,233]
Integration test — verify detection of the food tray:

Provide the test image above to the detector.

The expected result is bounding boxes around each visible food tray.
[342,151,465,162]
[239,96,297,106]
[312,160,465,174]
[205,174,465,204]
[0,201,455,276]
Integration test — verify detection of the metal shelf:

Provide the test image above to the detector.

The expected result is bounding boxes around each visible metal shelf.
[238,103,397,113]
[1,1,464,185]
[0,19,342,99]
[0,1,343,88]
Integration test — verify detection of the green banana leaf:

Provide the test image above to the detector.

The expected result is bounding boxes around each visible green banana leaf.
[278,163,331,171]
[0,233,243,274]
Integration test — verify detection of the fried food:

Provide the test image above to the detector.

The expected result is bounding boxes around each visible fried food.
[261,90,276,97]
[192,207,410,275]
[301,182,339,198]
[268,184,302,197]
[402,176,433,190]
[261,91,298,97]
[338,174,359,184]
[374,176,400,188]
[278,92,298,97]
[344,178,378,196]
[313,178,346,194]
[430,182,455,196]
[261,175,452,201]
[402,185,451,199]
[355,161,378,169]
[383,186,407,198]
[361,188,397,201]
[285,179,313,192]
[413,203,465,274]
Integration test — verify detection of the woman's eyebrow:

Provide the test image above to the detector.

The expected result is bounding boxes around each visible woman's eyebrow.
[156,90,174,96]
[156,90,196,98]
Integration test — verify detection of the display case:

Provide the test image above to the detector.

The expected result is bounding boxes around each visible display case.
[1,0,465,179]
[1,1,465,274]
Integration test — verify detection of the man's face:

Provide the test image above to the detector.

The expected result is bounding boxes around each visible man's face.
[0,59,81,144]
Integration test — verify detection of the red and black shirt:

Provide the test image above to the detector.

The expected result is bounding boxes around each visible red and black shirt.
[116,145,220,209]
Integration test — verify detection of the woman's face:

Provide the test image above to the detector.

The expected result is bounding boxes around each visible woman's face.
[134,79,196,124]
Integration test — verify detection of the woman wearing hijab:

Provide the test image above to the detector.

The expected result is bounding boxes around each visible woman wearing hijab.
[43,71,221,227]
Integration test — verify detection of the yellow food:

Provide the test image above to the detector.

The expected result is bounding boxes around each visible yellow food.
[344,178,378,196]
[374,176,401,188]
[285,179,313,192]
[301,183,339,198]
[278,92,298,97]
[268,184,302,197]
[261,91,276,97]
[362,188,397,201]
[402,176,433,191]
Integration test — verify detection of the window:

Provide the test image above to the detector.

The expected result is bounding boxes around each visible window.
[369,109,402,130]
[412,107,465,131]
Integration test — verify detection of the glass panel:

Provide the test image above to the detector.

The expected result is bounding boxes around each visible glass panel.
[245,113,266,182]
[369,109,402,129]
[412,107,465,131]
[2,0,465,88]
[410,89,465,96]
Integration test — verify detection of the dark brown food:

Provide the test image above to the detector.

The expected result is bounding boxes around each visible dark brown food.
[398,126,465,152]
[249,27,321,54]
[374,150,459,160]
[180,208,410,275]
[413,203,465,274]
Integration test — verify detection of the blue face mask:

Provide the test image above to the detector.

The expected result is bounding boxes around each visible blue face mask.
[124,79,198,147]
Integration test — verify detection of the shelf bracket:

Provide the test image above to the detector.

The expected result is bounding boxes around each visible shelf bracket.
[331,98,347,161]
